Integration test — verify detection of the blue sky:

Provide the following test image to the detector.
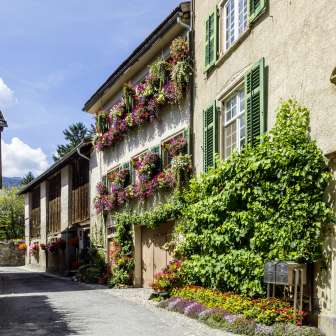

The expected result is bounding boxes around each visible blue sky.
[0,0,182,177]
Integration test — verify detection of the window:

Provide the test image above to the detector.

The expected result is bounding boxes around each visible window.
[224,89,245,158]
[161,130,189,169]
[222,0,248,50]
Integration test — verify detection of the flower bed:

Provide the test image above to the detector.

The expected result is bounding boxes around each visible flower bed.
[157,287,324,336]
[151,260,182,292]
[94,37,191,151]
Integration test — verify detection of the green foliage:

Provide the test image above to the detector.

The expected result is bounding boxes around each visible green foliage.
[108,193,184,287]
[230,317,256,336]
[176,99,333,296]
[21,171,35,185]
[53,122,90,161]
[77,247,107,284]
[0,188,24,240]
[273,323,325,336]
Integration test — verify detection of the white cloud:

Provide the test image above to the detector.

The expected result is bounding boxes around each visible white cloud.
[2,137,49,178]
[0,78,15,109]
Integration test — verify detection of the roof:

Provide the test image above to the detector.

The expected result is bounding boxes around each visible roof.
[0,110,8,128]
[18,142,92,195]
[83,2,190,113]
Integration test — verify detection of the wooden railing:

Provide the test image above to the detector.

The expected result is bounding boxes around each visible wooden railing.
[30,207,41,238]
[72,183,89,224]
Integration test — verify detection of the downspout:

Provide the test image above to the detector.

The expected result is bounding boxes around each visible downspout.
[177,5,195,170]
[77,143,90,161]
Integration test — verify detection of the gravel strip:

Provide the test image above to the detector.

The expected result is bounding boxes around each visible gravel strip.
[107,288,237,336]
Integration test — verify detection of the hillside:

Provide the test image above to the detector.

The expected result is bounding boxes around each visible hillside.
[3,177,22,188]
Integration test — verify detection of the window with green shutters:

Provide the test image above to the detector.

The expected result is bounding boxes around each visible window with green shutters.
[205,9,218,71]
[245,58,266,146]
[249,0,267,23]
[203,103,219,172]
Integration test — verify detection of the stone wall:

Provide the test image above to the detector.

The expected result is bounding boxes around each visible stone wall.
[0,241,25,266]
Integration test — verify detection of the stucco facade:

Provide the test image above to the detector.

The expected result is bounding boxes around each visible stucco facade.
[193,1,336,334]
[85,4,191,288]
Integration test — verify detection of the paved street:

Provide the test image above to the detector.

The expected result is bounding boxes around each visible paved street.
[0,267,229,336]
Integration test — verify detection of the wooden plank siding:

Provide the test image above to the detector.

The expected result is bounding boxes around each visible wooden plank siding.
[30,186,41,238]
[71,157,89,225]
[48,174,61,234]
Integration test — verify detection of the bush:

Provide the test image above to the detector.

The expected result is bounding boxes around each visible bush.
[230,317,256,336]
[273,323,325,336]
[176,100,332,296]
[77,265,101,283]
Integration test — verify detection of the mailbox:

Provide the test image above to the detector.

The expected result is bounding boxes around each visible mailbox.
[264,261,307,286]
[264,261,277,284]
[276,262,307,286]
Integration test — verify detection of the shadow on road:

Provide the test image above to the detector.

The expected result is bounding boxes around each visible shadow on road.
[0,271,96,295]
[0,295,78,336]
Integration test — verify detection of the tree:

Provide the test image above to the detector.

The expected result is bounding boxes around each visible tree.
[21,171,35,185]
[53,122,90,162]
[0,187,24,240]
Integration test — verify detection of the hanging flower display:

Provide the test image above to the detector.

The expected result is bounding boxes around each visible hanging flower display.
[132,152,160,182]
[94,37,191,151]
[45,239,66,254]
[17,242,27,251]
[40,244,47,251]
[163,136,187,157]
[157,170,176,190]
[29,242,39,255]
[94,153,191,214]
[108,169,130,190]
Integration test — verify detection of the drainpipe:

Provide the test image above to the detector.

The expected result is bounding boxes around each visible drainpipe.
[177,6,195,170]
[77,143,90,161]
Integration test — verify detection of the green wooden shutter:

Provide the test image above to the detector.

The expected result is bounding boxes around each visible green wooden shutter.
[183,128,191,155]
[245,58,266,146]
[203,103,219,172]
[249,0,267,23]
[102,174,108,188]
[205,8,218,71]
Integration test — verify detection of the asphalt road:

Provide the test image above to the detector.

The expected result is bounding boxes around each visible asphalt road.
[0,267,228,336]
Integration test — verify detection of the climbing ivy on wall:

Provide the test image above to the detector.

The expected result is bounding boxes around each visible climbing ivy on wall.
[175,99,333,296]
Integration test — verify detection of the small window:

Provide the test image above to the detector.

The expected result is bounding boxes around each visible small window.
[222,0,248,51]
[224,88,245,158]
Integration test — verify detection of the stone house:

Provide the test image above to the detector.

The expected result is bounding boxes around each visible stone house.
[18,143,91,274]
[191,0,336,334]
[83,3,191,287]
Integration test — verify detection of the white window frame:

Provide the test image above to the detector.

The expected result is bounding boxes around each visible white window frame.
[219,0,248,53]
[223,88,245,157]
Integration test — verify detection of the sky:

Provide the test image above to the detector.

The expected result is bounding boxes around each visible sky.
[0,0,182,177]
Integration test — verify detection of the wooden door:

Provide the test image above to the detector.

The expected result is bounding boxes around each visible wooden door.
[141,222,174,288]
